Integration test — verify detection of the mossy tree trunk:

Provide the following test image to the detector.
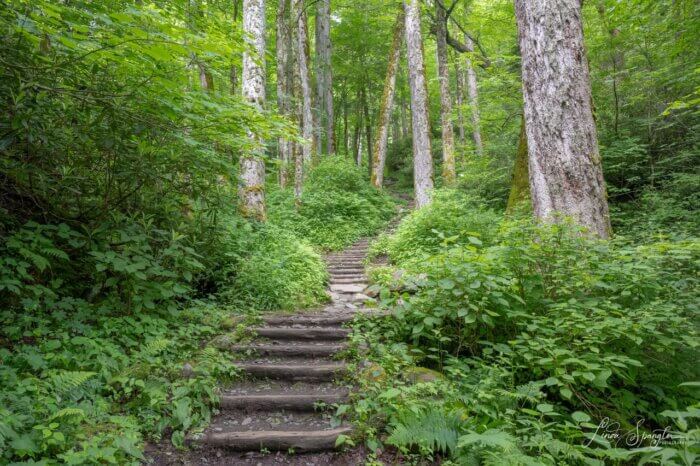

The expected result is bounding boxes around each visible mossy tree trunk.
[463,34,483,157]
[371,9,405,189]
[294,0,315,164]
[506,116,530,213]
[515,0,612,238]
[435,2,456,184]
[276,0,292,188]
[314,0,334,155]
[239,0,267,221]
[404,0,434,208]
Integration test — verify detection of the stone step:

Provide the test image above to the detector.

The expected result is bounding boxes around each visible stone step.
[228,343,347,357]
[235,362,348,381]
[197,427,353,452]
[330,278,368,285]
[252,327,350,340]
[219,392,349,411]
[329,270,365,276]
[261,314,353,326]
[329,284,366,293]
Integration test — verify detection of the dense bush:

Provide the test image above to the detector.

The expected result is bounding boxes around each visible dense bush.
[217,224,328,311]
[355,202,700,464]
[370,189,500,266]
[268,157,396,251]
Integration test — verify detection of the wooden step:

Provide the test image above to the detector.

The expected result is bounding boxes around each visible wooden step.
[198,427,353,452]
[252,327,350,340]
[329,284,366,293]
[330,278,368,284]
[236,362,347,381]
[228,343,347,357]
[219,392,349,411]
[262,315,353,326]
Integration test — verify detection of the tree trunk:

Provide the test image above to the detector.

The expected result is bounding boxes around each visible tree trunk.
[370,9,404,189]
[515,0,611,238]
[463,34,483,156]
[506,116,530,213]
[240,0,267,221]
[403,0,434,208]
[435,3,455,184]
[315,0,335,154]
[291,1,304,203]
[276,0,292,188]
[454,61,465,143]
[294,0,315,163]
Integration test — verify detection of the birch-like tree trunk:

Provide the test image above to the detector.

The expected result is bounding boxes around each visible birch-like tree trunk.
[404,0,433,207]
[435,3,455,184]
[515,0,612,238]
[506,116,530,213]
[293,0,315,163]
[454,61,465,143]
[290,1,304,203]
[240,0,267,220]
[315,0,334,154]
[463,34,483,156]
[276,0,292,187]
[371,9,405,188]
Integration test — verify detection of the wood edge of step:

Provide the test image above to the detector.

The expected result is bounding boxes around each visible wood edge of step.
[227,343,348,356]
[219,393,349,410]
[195,427,353,452]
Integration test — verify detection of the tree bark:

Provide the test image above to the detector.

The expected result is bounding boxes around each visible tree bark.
[294,0,315,164]
[435,2,455,184]
[276,0,292,188]
[454,60,465,143]
[371,9,405,189]
[315,0,335,154]
[290,1,304,203]
[506,116,530,213]
[515,0,611,238]
[463,34,483,156]
[240,0,267,221]
[404,0,434,207]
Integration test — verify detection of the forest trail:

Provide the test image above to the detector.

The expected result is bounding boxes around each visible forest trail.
[151,238,378,465]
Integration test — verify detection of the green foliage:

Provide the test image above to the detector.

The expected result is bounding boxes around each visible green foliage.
[218,224,328,311]
[352,200,699,463]
[269,158,396,251]
[371,189,499,266]
[0,303,239,464]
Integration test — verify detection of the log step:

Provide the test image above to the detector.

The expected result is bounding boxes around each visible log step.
[252,327,350,340]
[236,362,348,381]
[228,343,347,357]
[261,315,353,326]
[197,427,353,452]
[219,393,349,411]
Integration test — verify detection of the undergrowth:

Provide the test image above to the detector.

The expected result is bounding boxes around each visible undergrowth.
[351,188,700,465]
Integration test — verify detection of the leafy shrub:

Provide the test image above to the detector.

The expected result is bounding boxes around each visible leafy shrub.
[268,157,396,250]
[372,189,500,266]
[217,224,328,311]
[354,204,699,464]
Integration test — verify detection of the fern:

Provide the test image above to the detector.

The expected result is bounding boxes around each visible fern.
[141,338,170,356]
[386,408,463,453]
[47,371,96,396]
[48,407,86,421]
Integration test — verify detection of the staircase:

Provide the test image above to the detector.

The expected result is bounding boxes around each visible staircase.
[188,239,373,463]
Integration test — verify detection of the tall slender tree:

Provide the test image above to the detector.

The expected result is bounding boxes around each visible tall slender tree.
[404,0,434,207]
[315,0,334,154]
[463,34,483,156]
[239,0,267,220]
[435,2,455,184]
[371,9,405,189]
[276,0,292,188]
[515,0,611,238]
[294,0,315,163]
